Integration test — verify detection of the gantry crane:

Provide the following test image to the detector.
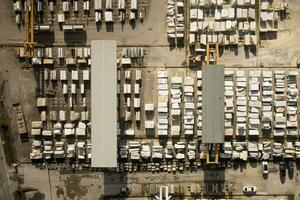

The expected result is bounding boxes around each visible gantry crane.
[206,42,219,65]
[204,44,220,165]
[24,0,35,58]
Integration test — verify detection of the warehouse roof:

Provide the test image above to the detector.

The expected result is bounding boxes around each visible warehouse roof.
[202,65,225,144]
[91,40,117,168]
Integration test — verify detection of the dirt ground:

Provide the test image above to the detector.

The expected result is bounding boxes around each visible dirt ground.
[0,47,40,162]
[219,0,300,67]
[19,164,103,200]
[1,0,300,69]
[17,162,300,199]
[1,0,300,67]
[0,133,15,200]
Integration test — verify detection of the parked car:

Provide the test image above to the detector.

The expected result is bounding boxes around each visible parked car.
[262,161,269,175]
[279,162,286,182]
[120,187,130,194]
[279,162,286,176]
[287,161,294,179]
[243,186,257,194]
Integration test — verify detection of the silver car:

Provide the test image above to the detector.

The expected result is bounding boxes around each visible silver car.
[243,186,257,194]
[262,161,269,175]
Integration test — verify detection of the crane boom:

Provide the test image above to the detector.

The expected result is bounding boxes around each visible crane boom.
[24,0,35,58]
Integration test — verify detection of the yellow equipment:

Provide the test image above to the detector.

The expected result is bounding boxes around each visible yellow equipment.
[24,0,35,58]
[189,54,201,67]
[206,42,219,65]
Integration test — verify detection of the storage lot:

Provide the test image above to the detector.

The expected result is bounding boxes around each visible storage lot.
[13,0,149,30]
[14,52,300,197]
[1,0,300,199]
[26,47,92,164]
[7,53,300,198]
[116,68,300,174]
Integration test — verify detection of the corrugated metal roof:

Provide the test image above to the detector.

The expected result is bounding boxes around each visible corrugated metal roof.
[202,65,225,143]
[91,40,117,168]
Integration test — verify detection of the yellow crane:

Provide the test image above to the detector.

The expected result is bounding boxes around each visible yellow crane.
[206,42,219,65]
[24,0,35,58]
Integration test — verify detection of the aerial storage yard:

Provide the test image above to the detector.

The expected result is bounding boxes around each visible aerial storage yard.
[1,0,300,199]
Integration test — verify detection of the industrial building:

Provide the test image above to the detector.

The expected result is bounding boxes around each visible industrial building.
[202,65,225,144]
[91,40,117,168]
[202,65,224,164]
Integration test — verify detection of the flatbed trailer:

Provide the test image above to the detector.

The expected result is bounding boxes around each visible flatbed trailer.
[12,103,27,135]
